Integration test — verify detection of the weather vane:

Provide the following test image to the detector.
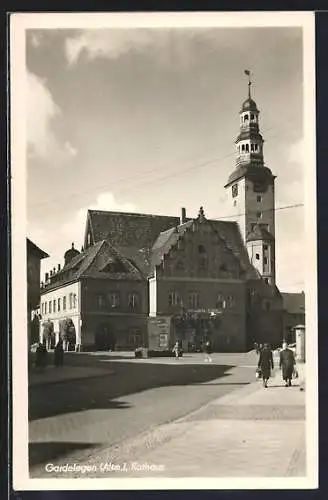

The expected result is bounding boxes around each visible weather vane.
[244,69,252,99]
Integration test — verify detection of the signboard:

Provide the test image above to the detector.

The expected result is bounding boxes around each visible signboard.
[148,316,171,350]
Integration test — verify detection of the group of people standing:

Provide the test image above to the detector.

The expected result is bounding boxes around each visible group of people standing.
[257,341,297,388]
[34,339,65,371]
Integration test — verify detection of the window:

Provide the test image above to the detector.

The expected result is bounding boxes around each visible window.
[49,301,52,314]
[226,295,235,308]
[216,294,226,309]
[244,114,249,121]
[256,211,262,219]
[242,144,245,152]
[188,292,200,309]
[175,259,184,271]
[128,292,139,310]
[63,296,66,311]
[264,278,269,284]
[53,299,56,313]
[254,144,259,151]
[245,144,249,153]
[264,257,268,265]
[41,303,44,315]
[129,329,142,348]
[251,113,255,120]
[168,291,181,307]
[108,292,120,309]
[232,183,238,198]
[97,294,106,309]
[257,195,262,203]
[44,302,47,314]
[233,200,237,207]
[58,298,61,312]
[263,244,268,251]
[255,253,260,260]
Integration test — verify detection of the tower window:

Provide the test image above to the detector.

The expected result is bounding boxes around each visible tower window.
[242,144,245,152]
[256,211,262,219]
[245,144,249,153]
[251,113,255,120]
[250,144,254,152]
[257,195,262,203]
[254,144,258,151]
[232,184,238,198]
[244,114,249,122]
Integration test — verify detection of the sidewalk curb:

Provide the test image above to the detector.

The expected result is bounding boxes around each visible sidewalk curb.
[28,369,115,388]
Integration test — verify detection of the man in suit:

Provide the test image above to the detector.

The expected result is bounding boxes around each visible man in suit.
[279,341,296,387]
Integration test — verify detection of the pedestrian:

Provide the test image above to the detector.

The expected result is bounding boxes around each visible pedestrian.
[172,341,181,359]
[54,338,64,367]
[257,343,274,388]
[204,340,212,362]
[75,341,81,352]
[279,341,296,387]
[35,342,47,372]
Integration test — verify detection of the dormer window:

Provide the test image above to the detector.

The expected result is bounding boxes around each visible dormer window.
[232,184,238,198]
[102,259,126,274]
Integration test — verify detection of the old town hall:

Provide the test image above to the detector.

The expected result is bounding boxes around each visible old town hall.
[39,75,288,352]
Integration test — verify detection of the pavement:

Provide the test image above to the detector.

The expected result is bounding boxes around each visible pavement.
[29,351,306,478]
[29,365,113,387]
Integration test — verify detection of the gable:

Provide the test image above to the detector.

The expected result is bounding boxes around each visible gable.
[154,219,245,280]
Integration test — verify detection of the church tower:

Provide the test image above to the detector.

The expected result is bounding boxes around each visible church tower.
[224,71,276,285]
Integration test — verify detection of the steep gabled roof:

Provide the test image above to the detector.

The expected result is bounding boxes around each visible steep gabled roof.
[281,292,305,314]
[26,238,49,259]
[41,240,143,294]
[84,210,259,279]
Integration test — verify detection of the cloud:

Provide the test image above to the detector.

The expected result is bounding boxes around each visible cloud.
[27,71,78,161]
[27,71,60,159]
[28,192,137,279]
[65,29,158,65]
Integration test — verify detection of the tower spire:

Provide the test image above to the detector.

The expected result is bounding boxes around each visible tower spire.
[244,69,252,99]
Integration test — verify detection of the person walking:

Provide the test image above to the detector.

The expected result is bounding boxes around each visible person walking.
[54,339,64,367]
[279,341,296,387]
[257,343,274,388]
[172,341,181,360]
[204,340,212,362]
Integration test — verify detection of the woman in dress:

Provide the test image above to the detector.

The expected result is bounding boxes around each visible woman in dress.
[257,343,274,388]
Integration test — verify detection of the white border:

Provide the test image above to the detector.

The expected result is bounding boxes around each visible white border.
[10,11,317,491]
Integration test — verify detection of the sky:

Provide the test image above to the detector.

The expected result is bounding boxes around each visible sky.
[25,26,305,292]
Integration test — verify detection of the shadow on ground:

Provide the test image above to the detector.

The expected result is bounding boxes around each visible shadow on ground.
[29,441,101,467]
[29,362,235,421]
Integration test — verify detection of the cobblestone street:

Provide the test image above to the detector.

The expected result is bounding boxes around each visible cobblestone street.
[29,351,306,479]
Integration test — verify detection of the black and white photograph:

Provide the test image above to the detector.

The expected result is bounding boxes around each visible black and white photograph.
[10,12,317,490]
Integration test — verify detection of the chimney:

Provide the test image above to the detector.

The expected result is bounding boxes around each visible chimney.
[58,264,61,272]
[53,267,56,275]
[180,207,186,224]
[45,272,49,282]
[50,270,53,277]
[40,281,44,289]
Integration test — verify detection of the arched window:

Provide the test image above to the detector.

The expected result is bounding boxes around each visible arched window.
[242,144,245,152]
[245,144,249,153]
[244,114,249,122]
